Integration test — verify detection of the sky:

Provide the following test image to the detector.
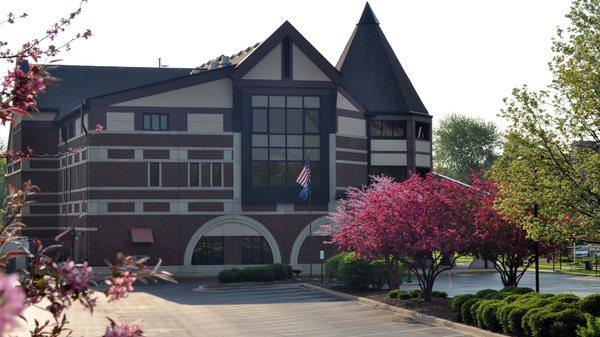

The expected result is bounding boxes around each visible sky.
[0,0,572,142]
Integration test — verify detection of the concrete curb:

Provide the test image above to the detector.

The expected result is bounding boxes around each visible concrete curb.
[300,283,505,337]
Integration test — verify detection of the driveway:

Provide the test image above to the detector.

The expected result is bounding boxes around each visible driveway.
[400,270,600,297]
[16,280,473,337]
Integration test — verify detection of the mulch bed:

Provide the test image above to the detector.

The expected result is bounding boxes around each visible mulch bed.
[316,283,453,320]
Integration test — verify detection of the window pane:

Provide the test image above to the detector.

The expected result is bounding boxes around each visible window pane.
[149,162,160,187]
[287,96,302,108]
[252,148,268,160]
[370,120,381,137]
[252,162,268,187]
[190,163,200,187]
[304,135,320,147]
[252,109,267,133]
[287,148,303,161]
[416,122,429,140]
[269,148,285,160]
[252,95,268,107]
[269,108,285,133]
[304,96,320,108]
[144,115,151,130]
[192,236,224,265]
[252,134,268,147]
[286,109,303,134]
[382,121,395,137]
[261,238,273,264]
[269,162,285,186]
[212,163,222,187]
[393,121,406,138]
[286,162,302,186]
[269,135,285,147]
[287,135,302,147]
[151,115,160,130]
[305,149,319,161]
[269,96,285,107]
[160,115,168,130]
[305,109,319,133]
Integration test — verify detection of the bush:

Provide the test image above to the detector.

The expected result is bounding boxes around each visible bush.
[551,293,581,304]
[388,289,401,298]
[369,260,388,290]
[450,294,475,322]
[337,254,371,290]
[461,297,482,324]
[527,307,586,337]
[398,292,411,300]
[409,289,421,298]
[217,264,293,283]
[578,314,600,337]
[470,299,487,327]
[581,294,600,317]
[324,253,347,281]
[501,286,534,295]
[432,290,448,298]
[217,268,239,283]
[497,302,519,335]
[475,288,498,299]
[476,300,503,332]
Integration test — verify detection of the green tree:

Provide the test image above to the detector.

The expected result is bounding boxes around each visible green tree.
[490,0,600,242]
[433,113,501,183]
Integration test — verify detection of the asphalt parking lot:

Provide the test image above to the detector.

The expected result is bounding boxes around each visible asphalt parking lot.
[16,280,474,337]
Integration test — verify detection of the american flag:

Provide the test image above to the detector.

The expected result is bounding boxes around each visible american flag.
[296,160,311,187]
[296,158,311,202]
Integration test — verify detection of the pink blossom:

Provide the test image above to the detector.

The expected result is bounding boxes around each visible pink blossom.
[104,320,144,337]
[105,271,136,302]
[58,260,93,292]
[0,273,26,335]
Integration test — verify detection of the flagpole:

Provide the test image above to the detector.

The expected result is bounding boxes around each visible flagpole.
[308,170,313,281]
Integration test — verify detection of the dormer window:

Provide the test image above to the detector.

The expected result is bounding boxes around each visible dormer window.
[370,120,405,139]
[416,122,430,140]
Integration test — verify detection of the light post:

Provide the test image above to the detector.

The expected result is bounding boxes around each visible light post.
[533,203,540,293]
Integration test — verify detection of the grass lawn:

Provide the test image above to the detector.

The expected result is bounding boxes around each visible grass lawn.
[455,255,473,265]
[538,259,600,277]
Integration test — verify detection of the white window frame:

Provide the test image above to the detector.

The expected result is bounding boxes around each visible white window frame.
[148,162,162,187]
[210,162,224,187]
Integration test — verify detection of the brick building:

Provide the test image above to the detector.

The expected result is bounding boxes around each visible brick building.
[7,3,432,274]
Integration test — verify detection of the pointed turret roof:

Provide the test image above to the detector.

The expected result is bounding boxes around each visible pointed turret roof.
[337,3,428,115]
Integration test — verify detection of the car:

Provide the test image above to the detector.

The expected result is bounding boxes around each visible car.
[574,245,590,258]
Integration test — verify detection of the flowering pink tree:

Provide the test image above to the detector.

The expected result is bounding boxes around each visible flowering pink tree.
[469,176,556,287]
[329,174,474,300]
[0,3,174,336]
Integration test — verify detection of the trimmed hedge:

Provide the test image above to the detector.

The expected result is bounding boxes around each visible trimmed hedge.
[388,289,401,298]
[409,289,421,298]
[325,253,393,290]
[450,290,599,337]
[581,294,600,317]
[218,263,293,283]
[432,290,448,298]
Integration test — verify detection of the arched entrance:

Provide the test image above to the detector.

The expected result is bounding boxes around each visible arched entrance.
[289,216,331,267]
[183,215,282,266]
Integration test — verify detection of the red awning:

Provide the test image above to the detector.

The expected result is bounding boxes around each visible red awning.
[55,227,75,242]
[131,228,154,243]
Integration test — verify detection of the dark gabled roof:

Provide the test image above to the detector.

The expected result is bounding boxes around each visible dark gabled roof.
[337,3,428,115]
[231,21,342,83]
[37,65,192,121]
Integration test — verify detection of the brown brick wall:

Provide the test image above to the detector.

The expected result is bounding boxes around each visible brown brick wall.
[107,202,135,212]
[143,202,170,212]
[88,162,148,187]
[223,163,233,187]
[107,149,135,159]
[188,150,223,159]
[336,162,368,187]
[336,136,367,150]
[143,149,170,159]
[29,160,60,169]
[336,151,368,162]
[93,134,233,147]
[88,189,233,200]
[241,204,277,212]
[161,163,187,187]
[188,202,224,212]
